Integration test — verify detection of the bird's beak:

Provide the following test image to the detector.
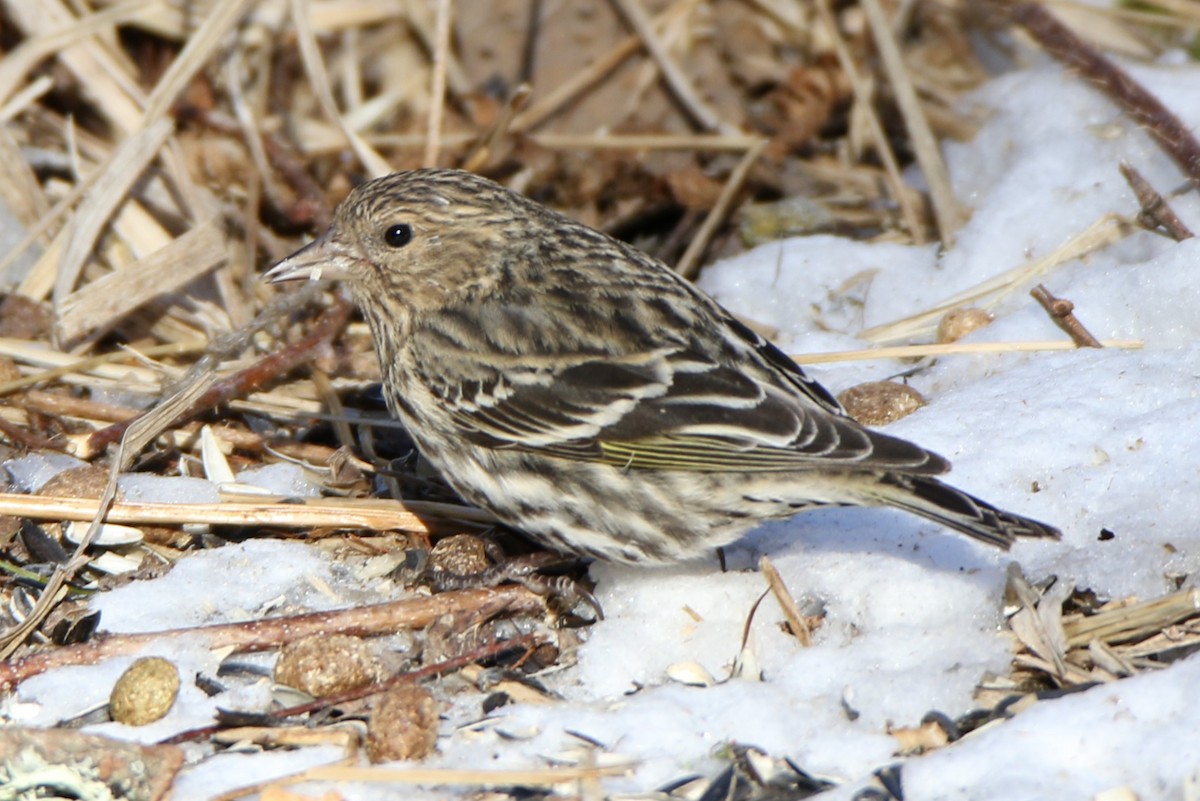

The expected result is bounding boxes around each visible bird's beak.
[264,230,354,283]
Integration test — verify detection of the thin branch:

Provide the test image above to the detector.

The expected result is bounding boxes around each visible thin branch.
[1006,0,1200,187]
[84,298,350,457]
[288,0,390,177]
[791,338,1140,365]
[0,587,543,691]
[423,0,452,167]
[1030,283,1103,348]
[1119,162,1194,241]
[608,0,730,133]
[0,491,493,532]
[759,556,813,646]
[812,0,926,242]
[862,0,961,245]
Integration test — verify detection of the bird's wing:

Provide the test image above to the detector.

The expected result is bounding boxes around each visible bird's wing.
[408,302,947,474]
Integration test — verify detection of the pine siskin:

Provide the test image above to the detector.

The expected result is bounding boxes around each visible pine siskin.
[267,169,1060,564]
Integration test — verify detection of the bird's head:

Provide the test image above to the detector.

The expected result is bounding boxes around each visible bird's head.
[265,168,533,310]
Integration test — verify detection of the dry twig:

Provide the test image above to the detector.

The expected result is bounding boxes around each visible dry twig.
[423,0,453,167]
[1118,162,1194,241]
[609,0,730,134]
[1006,0,1200,187]
[84,298,351,457]
[1030,284,1102,348]
[862,0,961,245]
[0,586,543,691]
[509,0,693,133]
[0,491,491,532]
[759,556,813,646]
[791,339,1140,365]
[676,139,768,279]
[812,0,926,241]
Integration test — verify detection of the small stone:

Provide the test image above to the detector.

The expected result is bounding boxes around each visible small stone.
[837,381,927,426]
[110,657,180,725]
[274,634,385,697]
[366,684,440,762]
[936,306,993,343]
[428,533,491,576]
[37,464,110,499]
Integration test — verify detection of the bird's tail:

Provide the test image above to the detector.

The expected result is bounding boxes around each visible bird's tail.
[872,473,1061,550]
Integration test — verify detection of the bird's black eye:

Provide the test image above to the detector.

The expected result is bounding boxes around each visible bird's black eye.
[384,223,413,248]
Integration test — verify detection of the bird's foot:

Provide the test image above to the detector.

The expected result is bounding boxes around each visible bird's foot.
[416,535,603,621]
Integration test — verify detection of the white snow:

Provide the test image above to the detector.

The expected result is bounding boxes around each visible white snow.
[117,473,221,505]
[235,462,325,497]
[5,57,1200,800]
[4,452,87,492]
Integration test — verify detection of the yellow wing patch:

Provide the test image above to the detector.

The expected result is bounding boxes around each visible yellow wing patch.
[598,437,815,473]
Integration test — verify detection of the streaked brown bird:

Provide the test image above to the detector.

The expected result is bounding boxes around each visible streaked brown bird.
[267,168,1060,564]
